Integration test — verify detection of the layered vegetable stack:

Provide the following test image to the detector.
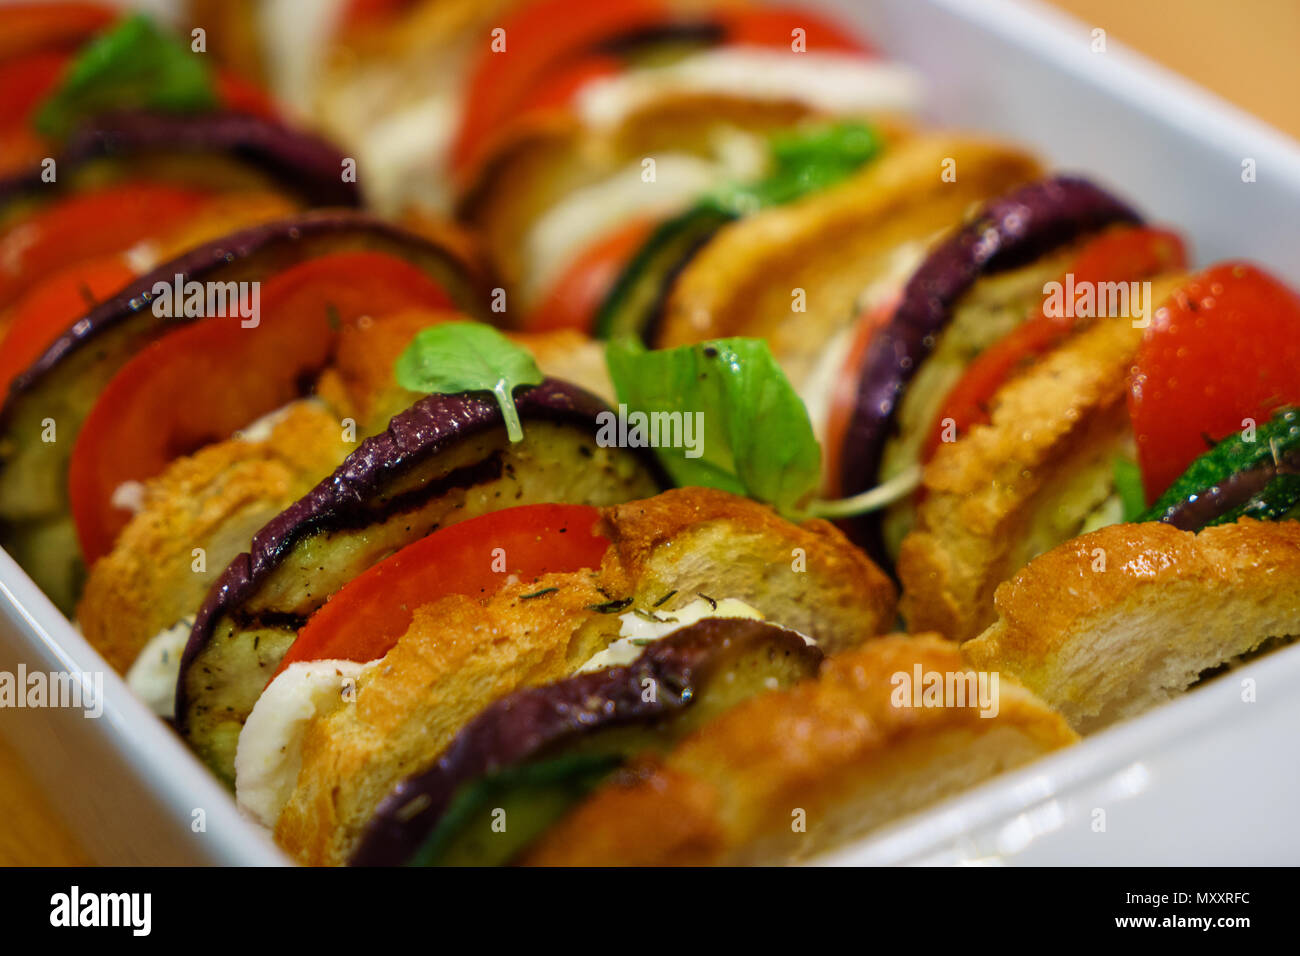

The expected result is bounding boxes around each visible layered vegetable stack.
[1,1,1297,866]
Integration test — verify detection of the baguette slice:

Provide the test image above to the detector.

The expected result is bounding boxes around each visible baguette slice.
[897,310,1144,642]
[964,518,1300,733]
[521,633,1076,866]
[276,487,896,865]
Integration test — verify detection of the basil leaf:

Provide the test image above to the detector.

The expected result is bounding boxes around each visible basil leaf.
[605,338,821,514]
[35,14,218,138]
[395,322,544,442]
[708,121,882,215]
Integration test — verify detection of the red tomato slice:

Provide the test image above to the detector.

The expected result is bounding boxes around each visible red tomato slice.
[68,251,454,563]
[527,218,657,333]
[0,49,69,174]
[0,49,69,129]
[717,6,869,54]
[0,182,211,309]
[822,294,900,497]
[453,0,669,179]
[274,503,609,678]
[920,226,1187,463]
[214,70,279,120]
[0,253,134,394]
[513,52,623,118]
[0,2,114,64]
[1129,262,1300,502]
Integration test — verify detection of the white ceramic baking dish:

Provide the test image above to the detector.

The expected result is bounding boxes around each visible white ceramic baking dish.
[1,0,1296,865]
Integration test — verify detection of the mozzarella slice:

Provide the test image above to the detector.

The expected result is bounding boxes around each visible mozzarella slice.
[125,618,194,718]
[576,48,922,131]
[235,659,372,828]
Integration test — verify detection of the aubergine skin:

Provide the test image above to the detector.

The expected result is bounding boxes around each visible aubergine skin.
[839,176,1142,564]
[176,379,667,786]
[0,110,361,211]
[351,619,821,866]
[0,210,489,613]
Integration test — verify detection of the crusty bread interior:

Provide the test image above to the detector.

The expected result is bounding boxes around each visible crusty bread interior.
[964,519,1300,732]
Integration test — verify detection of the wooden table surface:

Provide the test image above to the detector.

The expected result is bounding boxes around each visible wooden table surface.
[2,0,1296,866]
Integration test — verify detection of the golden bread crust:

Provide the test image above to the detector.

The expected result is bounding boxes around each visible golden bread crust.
[522,634,1076,865]
[898,315,1144,641]
[600,487,896,652]
[78,402,350,674]
[963,518,1300,731]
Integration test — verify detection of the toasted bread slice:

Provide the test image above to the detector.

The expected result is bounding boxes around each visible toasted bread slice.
[897,312,1147,642]
[77,402,351,674]
[963,519,1300,733]
[520,634,1076,865]
[275,487,896,864]
[656,135,1043,390]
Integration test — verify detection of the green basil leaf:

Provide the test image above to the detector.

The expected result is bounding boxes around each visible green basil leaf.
[395,322,544,442]
[605,337,821,514]
[708,120,883,215]
[35,14,218,138]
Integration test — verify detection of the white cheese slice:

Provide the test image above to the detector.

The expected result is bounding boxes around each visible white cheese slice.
[234,659,372,829]
[124,618,194,719]
[576,48,922,130]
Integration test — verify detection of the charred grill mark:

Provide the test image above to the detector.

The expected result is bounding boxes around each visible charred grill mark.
[229,609,309,633]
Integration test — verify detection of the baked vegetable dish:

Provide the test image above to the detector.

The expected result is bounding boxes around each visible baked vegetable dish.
[1,1,1296,866]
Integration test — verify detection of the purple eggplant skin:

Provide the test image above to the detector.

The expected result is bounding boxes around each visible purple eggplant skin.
[839,176,1143,565]
[0,210,491,613]
[351,619,821,866]
[0,110,360,211]
[176,379,668,786]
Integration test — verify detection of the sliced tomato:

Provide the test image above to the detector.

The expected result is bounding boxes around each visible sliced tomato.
[452,0,671,179]
[513,52,623,117]
[822,294,900,497]
[0,2,114,64]
[274,503,610,678]
[920,226,1187,463]
[1129,262,1300,502]
[0,182,211,309]
[0,49,69,129]
[0,49,70,173]
[717,6,869,53]
[527,218,657,333]
[0,253,134,394]
[214,70,279,120]
[67,251,455,563]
